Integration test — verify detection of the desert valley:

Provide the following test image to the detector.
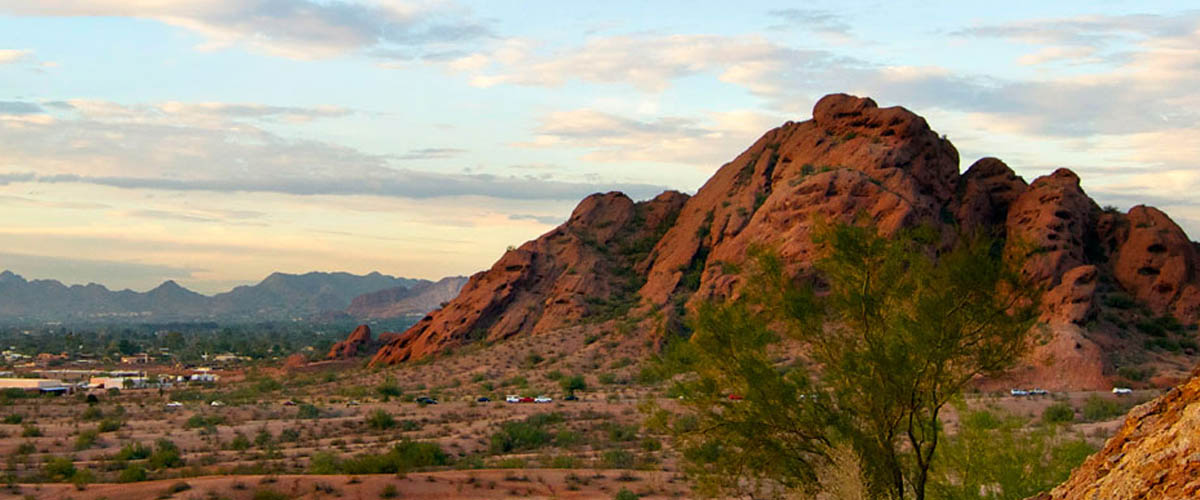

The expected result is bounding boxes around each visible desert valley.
[3,3,1199,499]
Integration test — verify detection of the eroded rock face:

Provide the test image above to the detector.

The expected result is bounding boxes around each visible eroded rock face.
[1112,206,1200,323]
[1041,265,1099,325]
[371,93,1200,378]
[1036,369,1200,499]
[370,191,688,366]
[326,324,372,360]
[1005,168,1100,289]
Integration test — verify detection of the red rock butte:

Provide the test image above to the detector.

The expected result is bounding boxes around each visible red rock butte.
[370,94,1200,390]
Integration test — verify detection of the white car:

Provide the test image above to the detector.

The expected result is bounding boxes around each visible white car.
[210,400,225,407]
[505,394,521,403]
[1030,389,1049,396]
[534,395,552,403]
[1112,387,1133,395]
[1009,389,1029,396]
[165,401,183,408]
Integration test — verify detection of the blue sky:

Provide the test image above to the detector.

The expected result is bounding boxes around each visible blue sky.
[0,1,1197,293]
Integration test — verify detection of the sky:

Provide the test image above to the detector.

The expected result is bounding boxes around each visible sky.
[0,1,1197,294]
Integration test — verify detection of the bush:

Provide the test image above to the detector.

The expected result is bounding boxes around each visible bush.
[376,381,402,401]
[118,463,147,482]
[230,432,251,451]
[603,449,635,469]
[115,442,152,461]
[489,413,564,454]
[297,403,320,419]
[97,418,122,432]
[20,424,41,437]
[337,441,449,474]
[80,406,103,421]
[366,410,396,430]
[165,481,191,494]
[615,488,640,500]
[43,456,77,481]
[252,489,291,500]
[560,375,587,394]
[2,414,23,424]
[185,414,225,429]
[1081,396,1125,422]
[148,439,184,469]
[74,429,99,450]
[381,484,399,498]
[1041,403,1075,424]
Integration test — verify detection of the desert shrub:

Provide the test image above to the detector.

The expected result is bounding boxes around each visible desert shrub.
[489,413,565,454]
[366,410,396,430]
[297,403,320,419]
[80,406,103,421]
[603,423,639,442]
[279,428,301,442]
[337,441,449,474]
[614,488,639,500]
[118,463,147,482]
[1116,366,1152,382]
[230,432,252,451]
[252,489,290,500]
[1081,396,1125,422]
[399,419,421,432]
[309,451,340,474]
[43,456,77,481]
[381,484,399,498]
[1103,293,1136,309]
[602,449,635,469]
[20,424,41,437]
[15,441,36,455]
[560,374,587,394]
[185,414,225,429]
[1041,403,1075,424]
[2,414,23,424]
[74,429,99,450]
[72,468,95,490]
[165,481,191,494]
[597,373,617,385]
[115,442,152,461]
[376,381,402,401]
[97,418,122,432]
[148,439,184,469]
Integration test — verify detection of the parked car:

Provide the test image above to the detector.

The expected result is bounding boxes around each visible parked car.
[347,400,360,406]
[534,395,552,403]
[477,397,491,403]
[728,394,744,401]
[1030,388,1049,396]
[209,400,225,407]
[1010,389,1029,396]
[282,400,296,406]
[1112,387,1133,395]
[519,396,534,403]
[416,396,438,405]
[165,401,183,408]
[505,395,521,403]
[564,394,579,401]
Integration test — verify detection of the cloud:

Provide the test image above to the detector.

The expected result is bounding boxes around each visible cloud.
[456,34,836,94]
[520,108,784,166]
[0,101,44,115]
[507,213,562,225]
[0,48,32,64]
[0,98,671,201]
[396,147,467,160]
[767,8,853,40]
[0,1,491,60]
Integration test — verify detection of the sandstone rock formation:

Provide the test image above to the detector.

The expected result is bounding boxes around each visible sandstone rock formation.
[1035,369,1200,499]
[327,324,373,360]
[371,93,1200,385]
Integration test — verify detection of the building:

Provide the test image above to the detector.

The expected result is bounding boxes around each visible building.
[0,378,70,393]
[88,376,148,390]
[120,353,151,364]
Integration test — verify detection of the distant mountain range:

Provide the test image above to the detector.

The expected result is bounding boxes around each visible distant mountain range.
[0,270,467,323]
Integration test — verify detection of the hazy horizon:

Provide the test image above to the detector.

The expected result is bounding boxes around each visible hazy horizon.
[2,1,1198,293]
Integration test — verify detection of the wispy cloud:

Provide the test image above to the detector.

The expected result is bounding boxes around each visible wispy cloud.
[507,213,562,225]
[0,48,31,64]
[396,147,467,160]
[0,1,491,60]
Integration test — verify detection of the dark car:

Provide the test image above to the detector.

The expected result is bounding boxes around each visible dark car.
[415,396,438,405]
[564,394,579,401]
[477,397,491,403]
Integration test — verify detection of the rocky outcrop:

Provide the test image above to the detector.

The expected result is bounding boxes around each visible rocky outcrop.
[370,191,688,365]
[327,324,373,360]
[1036,369,1200,499]
[1111,206,1200,323]
[372,93,1200,379]
[346,276,468,319]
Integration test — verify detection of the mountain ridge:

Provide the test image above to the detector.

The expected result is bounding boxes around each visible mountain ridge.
[0,270,461,322]
[371,93,1200,391]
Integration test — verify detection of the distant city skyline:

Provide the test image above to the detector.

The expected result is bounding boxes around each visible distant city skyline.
[1,1,1197,293]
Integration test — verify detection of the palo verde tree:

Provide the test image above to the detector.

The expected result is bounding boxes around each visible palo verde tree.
[655,222,1040,499]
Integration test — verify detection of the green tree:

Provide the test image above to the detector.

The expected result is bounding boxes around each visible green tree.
[560,374,587,395]
[660,223,1039,499]
[929,407,1094,499]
